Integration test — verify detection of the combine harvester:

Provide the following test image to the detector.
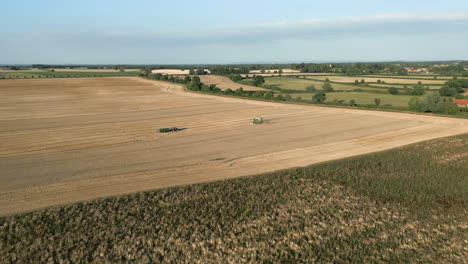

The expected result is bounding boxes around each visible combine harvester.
[252,117,264,124]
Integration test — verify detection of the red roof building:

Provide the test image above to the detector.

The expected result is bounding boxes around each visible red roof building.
[454,99,468,107]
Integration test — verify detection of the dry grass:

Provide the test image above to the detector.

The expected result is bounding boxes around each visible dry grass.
[152,69,191,75]
[199,75,267,91]
[152,69,212,75]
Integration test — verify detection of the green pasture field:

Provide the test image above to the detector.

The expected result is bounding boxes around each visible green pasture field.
[261,76,384,91]
[359,75,454,80]
[288,91,413,107]
[301,76,443,90]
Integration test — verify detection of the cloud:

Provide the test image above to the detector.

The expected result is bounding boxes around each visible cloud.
[208,12,468,43]
[2,12,467,63]
[20,12,468,47]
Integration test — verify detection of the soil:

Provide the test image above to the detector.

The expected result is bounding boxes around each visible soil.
[1,77,467,216]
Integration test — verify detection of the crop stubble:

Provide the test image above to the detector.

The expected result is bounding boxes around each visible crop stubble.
[0,77,467,216]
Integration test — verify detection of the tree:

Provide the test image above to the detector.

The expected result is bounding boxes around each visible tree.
[322,81,334,92]
[187,82,200,91]
[398,68,409,75]
[305,85,316,92]
[184,76,192,83]
[229,74,243,82]
[439,86,458,97]
[354,80,359,85]
[141,67,152,76]
[408,92,458,114]
[187,76,202,91]
[408,97,421,111]
[438,100,460,115]
[418,92,442,112]
[312,91,326,103]
[264,91,274,99]
[278,69,283,74]
[253,91,264,97]
[195,69,206,75]
[275,94,285,101]
[260,69,265,74]
[349,99,356,106]
[200,85,211,92]
[192,76,201,83]
[252,75,265,87]
[410,82,426,96]
[388,87,399,95]
[235,87,244,96]
[284,94,292,101]
[442,79,467,94]
[374,98,381,106]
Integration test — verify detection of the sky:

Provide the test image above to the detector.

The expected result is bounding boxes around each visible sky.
[1,0,468,64]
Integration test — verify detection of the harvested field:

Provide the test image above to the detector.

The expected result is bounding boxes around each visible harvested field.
[198,75,267,91]
[1,77,467,216]
[0,71,139,79]
[53,69,140,72]
[152,69,212,75]
[0,69,139,73]
[152,69,191,75]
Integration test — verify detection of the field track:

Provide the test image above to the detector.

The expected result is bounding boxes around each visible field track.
[1,77,467,216]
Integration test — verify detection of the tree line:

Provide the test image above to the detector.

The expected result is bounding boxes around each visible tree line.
[143,72,466,116]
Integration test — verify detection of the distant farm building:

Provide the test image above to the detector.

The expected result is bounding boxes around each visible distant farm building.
[454,99,468,107]
[404,67,430,74]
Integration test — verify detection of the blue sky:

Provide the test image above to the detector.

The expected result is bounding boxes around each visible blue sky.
[1,0,468,64]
